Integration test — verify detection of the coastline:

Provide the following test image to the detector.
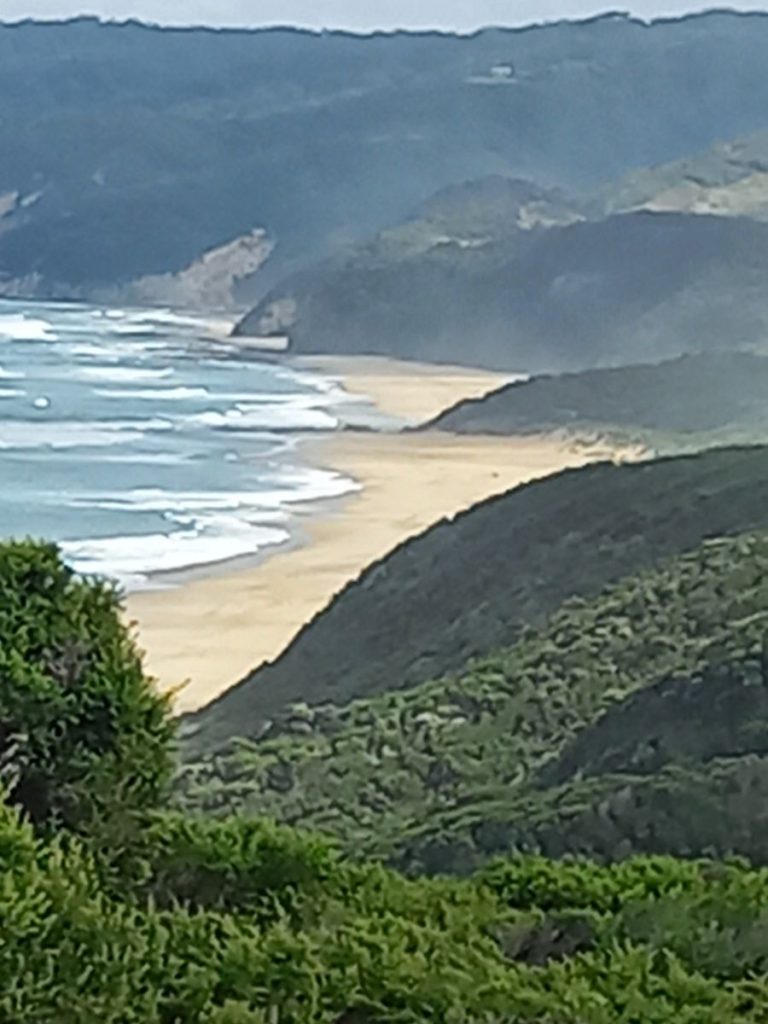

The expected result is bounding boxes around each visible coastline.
[126,356,638,714]
[293,354,522,424]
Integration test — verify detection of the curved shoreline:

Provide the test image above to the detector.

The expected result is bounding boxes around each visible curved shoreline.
[126,358,632,714]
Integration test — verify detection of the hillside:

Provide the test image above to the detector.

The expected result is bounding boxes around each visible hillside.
[239,206,768,371]
[6,13,768,301]
[601,129,768,218]
[427,352,768,448]
[178,531,768,873]
[183,445,768,757]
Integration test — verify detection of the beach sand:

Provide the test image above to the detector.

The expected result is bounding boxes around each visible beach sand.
[296,354,520,423]
[126,358,633,714]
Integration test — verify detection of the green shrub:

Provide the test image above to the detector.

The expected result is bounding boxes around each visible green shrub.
[113,813,343,923]
[0,540,174,838]
[478,855,713,913]
[1,792,767,1024]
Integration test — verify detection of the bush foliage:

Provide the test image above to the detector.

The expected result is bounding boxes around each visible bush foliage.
[0,541,174,837]
[7,530,768,1018]
[5,793,768,1022]
[177,532,768,871]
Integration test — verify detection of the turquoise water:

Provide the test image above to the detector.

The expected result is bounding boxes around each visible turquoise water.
[0,300,358,588]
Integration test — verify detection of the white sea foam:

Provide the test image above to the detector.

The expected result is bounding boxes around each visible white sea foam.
[0,418,173,450]
[96,386,210,401]
[0,315,57,342]
[189,403,339,432]
[66,340,175,360]
[61,519,290,590]
[77,451,192,466]
[0,299,373,586]
[68,469,357,516]
[109,309,215,333]
[61,465,358,588]
[78,365,175,383]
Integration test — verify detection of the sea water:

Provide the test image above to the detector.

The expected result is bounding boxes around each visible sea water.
[0,299,359,589]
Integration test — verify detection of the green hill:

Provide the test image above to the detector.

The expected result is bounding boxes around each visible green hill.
[427,352,768,448]
[183,446,768,758]
[177,532,768,874]
[7,13,768,301]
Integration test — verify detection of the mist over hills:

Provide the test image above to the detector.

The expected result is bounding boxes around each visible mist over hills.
[5,11,768,310]
[240,207,768,370]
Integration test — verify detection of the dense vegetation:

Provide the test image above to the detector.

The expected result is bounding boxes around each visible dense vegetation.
[9,540,768,1018]
[0,540,173,840]
[427,351,768,449]
[177,532,768,872]
[5,13,768,306]
[184,445,768,757]
[13,792,768,1023]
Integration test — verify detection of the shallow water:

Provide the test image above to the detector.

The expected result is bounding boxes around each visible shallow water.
[0,299,358,589]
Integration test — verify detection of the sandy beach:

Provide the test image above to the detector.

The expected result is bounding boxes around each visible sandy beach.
[296,354,521,423]
[126,358,633,714]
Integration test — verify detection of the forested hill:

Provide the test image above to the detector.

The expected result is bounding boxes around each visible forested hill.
[427,352,768,446]
[177,531,768,873]
[5,13,768,301]
[183,445,768,757]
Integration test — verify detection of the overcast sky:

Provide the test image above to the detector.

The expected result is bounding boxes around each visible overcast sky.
[2,1,768,31]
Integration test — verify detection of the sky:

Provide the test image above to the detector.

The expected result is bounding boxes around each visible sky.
[2,0,768,31]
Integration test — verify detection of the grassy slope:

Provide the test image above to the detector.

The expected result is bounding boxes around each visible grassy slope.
[427,352,768,450]
[184,446,768,757]
[177,532,768,873]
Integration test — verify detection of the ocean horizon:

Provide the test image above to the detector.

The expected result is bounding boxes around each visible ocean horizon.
[0,299,362,590]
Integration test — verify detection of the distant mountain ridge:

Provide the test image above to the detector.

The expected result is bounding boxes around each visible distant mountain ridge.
[5,12,768,303]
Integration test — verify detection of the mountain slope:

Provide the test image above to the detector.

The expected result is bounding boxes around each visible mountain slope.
[427,352,768,447]
[601,129,768,218]
[6,13,768,299]
[183,445,768,757]
[239,208,768,371]
[177,532,768,873]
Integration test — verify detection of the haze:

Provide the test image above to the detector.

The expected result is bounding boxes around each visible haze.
[4,0,768,30]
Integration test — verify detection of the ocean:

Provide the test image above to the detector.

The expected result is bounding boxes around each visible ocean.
[0,299,361,589]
